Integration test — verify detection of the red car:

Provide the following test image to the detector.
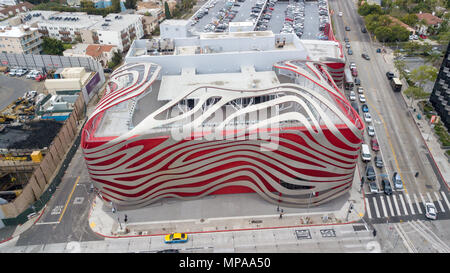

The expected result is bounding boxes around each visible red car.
[351,67,358,77]
[371,138,380,152]
[268,7,274,10]
[285,18,293,22]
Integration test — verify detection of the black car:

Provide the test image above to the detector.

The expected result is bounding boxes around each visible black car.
[103,68,112,73]
[361,27,367,33]
[344,37,349,42]
[362,53,370,60]
[345,26,350,31]
[366,165,376,181]
[354,78,361,85]
[382,178,392,195]
[386,72,395,80]
[375,155,384,168]
[157,249,180,253]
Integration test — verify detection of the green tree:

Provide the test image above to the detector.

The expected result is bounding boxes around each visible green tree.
[404,86,429,106]
[375,26,393,42]
[164,1,172,19]
[401,14,418,26]
[42,37,65,55]
[358,3,383,16]
[394,58,407,79]
[125,0,137,9]
[390,25,410,41]
[111,0,121,13]
[108,51,123,69]
[409,65,438,90]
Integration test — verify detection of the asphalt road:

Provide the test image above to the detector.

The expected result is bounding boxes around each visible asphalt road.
[329,0,448,223]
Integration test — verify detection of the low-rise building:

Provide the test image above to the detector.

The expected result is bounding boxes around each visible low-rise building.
[63,43,118,67]
[0,1,33,20]
[415,12,444,36]
[0,25,42,54]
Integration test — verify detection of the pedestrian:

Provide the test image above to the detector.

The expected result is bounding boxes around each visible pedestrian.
[124,214,128,223]
[279,213,282,219]
[373,229,377,237]
[112,207,116,213]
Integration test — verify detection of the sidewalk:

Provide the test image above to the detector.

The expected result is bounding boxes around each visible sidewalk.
[382,49,450,189]
[88,167,369,238]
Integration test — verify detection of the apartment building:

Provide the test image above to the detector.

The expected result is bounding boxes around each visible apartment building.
[23,11,143,52]
[81,14,144,52]
[0,25,42,54]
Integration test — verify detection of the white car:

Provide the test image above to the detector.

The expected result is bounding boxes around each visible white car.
[364,113,372,123]
[359,94,366,103]
[425,202,437,220]
[357,87,364,94]
[367,125,375,136]
[338,12,343,17]
[349,62,356,70]
[349,91,356,101]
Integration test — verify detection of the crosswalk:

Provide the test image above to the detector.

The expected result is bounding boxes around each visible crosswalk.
[364,191,450,220]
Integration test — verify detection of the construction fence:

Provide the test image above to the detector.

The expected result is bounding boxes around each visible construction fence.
[0,93,86,226]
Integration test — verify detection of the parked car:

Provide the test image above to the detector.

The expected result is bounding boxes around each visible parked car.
[344,37,349,43]
[354,78,361,85]
[15,68,28,76]
[349,62,356,69]
[338,11,343,17]
[359,94,366,103]
[392,172,403,190]
[369,181,378,193]
[382,178,392,195]
[364,112,372,123]
[361,104,369,113]
[425,202,437,220]
[351,67,358,77]
[366,165,376,181]
[362,53,370,60]
[371,138,379,151]
[386,72,395,80]
[345,26,350,31]
[164,233,188,244]
[345,42,351,48]
[357,87,364,94]
[367,125,375,137]
[348,49,353,55]
[349,91,356,101]
[375,155,383,168]
[8,68,18,76]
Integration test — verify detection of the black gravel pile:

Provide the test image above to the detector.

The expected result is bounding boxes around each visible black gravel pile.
[7,120,63,149]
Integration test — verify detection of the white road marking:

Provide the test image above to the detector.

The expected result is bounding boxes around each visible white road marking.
[405,194,415,215]
[393,195,401,216]
[380,195,388,218]
[434,192,445,213]
[365,198,372,219]
[426,192,433,203]
[372,196,381,218]
[413,194,423,214]
[399,194,408,215]
[441,191,450,210]
[386,195,395,216]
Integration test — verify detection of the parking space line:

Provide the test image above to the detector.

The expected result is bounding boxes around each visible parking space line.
[364,197,372,219]
[398,194,408,215]
[434,192,445,213]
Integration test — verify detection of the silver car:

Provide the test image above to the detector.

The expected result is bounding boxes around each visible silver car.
[392,172,403,190]
[425,202,437,220]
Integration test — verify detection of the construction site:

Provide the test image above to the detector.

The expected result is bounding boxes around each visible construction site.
[0,66,95,205]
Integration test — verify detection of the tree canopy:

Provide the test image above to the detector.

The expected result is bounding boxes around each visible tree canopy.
[42,37,65,56]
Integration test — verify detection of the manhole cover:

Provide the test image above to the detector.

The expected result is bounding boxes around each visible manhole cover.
[320,229,336,237]
[295,229,311,240]
[73,197,84,204]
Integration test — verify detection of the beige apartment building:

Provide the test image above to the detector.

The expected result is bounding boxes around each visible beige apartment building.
[0,25,42,54]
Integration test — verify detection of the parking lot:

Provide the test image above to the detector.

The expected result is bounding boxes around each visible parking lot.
[190,0,330,40]
[0,69,44,111]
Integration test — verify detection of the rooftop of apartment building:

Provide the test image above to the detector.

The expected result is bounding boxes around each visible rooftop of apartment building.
[22,10,103,28]
[89,13,143,32]
[0,25,37,38]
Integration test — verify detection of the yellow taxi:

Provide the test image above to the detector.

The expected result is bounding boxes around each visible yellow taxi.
[164,233,188,244]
